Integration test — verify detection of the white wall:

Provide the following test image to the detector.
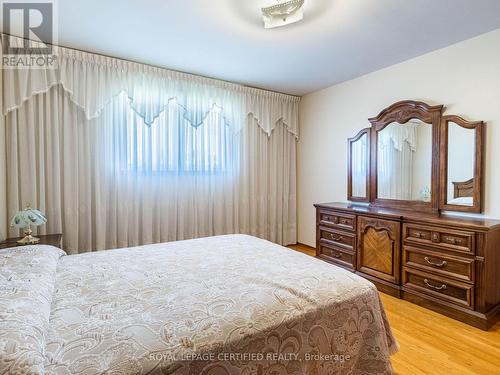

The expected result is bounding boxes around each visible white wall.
[298,29,500,247]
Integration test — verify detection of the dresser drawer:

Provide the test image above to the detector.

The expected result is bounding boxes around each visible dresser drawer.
[403,223,475,254]
[319,227,355,251]
[318,244,355,271]
[318,210,356,232]
[403,246,474,283]
[403,267,474,309]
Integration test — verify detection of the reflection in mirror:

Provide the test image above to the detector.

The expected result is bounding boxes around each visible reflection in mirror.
[447,123,475,206]
[377,120,432,201]
[351,133,368,198]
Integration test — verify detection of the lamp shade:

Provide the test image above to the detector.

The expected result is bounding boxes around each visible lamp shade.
[11,205,47,228]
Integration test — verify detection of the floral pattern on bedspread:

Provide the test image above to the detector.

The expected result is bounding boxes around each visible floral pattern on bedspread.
[43,234,397,375]
[0,245,66,375]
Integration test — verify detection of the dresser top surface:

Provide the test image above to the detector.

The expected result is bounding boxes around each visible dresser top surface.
[315,202,500,231]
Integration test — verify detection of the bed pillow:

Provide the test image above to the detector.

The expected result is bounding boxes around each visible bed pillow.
[0,245,65,375]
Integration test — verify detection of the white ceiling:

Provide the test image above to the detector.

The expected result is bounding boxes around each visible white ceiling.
[47,1,500,95]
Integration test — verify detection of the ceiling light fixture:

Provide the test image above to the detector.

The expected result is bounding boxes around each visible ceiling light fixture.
[261,0,305,29]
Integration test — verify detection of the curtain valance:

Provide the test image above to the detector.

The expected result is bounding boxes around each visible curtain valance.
[1,34,300,137]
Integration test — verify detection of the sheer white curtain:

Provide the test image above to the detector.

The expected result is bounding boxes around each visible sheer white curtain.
[351,134,368,197]
[0,61,6,241]
[6,85,297,253]
[377,123,418,200]
[2,35,298,253]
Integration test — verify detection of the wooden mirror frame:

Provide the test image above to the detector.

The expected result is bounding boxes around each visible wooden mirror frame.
[346,100,486,214]
[439,115,485,213]
[347,128,371,202]
[368,100,443,213]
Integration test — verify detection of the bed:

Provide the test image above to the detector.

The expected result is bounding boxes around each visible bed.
[449,178,474,205]
[0,234,398,375]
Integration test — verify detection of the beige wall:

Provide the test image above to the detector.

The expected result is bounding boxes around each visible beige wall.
[298,29,500,246]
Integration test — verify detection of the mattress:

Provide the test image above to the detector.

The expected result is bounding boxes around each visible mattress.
[0,234,398,374]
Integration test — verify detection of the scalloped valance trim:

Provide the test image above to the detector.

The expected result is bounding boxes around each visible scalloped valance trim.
[1,34,300,138]
[4,81,299,139]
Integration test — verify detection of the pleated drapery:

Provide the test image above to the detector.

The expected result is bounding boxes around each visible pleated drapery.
[2,35,299,137]
[1,35,299,253]
[377,122,418,200]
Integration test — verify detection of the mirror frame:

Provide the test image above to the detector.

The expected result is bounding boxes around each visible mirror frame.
[347,128,371,202]
[346,100,486,214]
[368,100,443,213]
[439,115,484,213]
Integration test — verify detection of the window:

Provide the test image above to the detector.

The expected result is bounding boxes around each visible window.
[124,103,235,174]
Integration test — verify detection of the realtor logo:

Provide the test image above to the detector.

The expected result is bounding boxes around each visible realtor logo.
[1,0,57,68]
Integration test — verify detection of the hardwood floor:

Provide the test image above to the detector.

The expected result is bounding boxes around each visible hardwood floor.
[289,243,316,257]
[380,293,500,375]
[288,244,500,375]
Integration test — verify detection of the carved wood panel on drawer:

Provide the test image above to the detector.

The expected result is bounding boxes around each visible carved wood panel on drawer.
[357,216,401,284]
[403,246,474,283]
[403,267,474,309]
[318,243,355,271]
[318,210,356,232]
[403,223,475,254]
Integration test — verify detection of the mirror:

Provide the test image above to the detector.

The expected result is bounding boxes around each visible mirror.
[447,123,475,206]
[352,134,368,197]
[346,101,485,213]
[440,115,484,213]
[377,120,432,202]
[348,129,370,201]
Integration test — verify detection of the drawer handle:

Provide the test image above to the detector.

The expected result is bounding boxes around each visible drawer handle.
[414,232,422,238]
[323,216,338,223]
[333,253,342,258]
[339,219,348,224]
[424,279,447,291]
[329,234,343,242]
[424,257,447,268]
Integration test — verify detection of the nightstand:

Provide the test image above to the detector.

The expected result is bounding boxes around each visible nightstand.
[0,233,63,250]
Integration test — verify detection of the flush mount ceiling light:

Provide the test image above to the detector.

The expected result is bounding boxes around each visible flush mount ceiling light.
[261,0,305,29]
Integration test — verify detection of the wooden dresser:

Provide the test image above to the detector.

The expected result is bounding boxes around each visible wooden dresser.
[315,202,500,330]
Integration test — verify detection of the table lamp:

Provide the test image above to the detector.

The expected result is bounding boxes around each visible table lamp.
[10,203,47,245]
